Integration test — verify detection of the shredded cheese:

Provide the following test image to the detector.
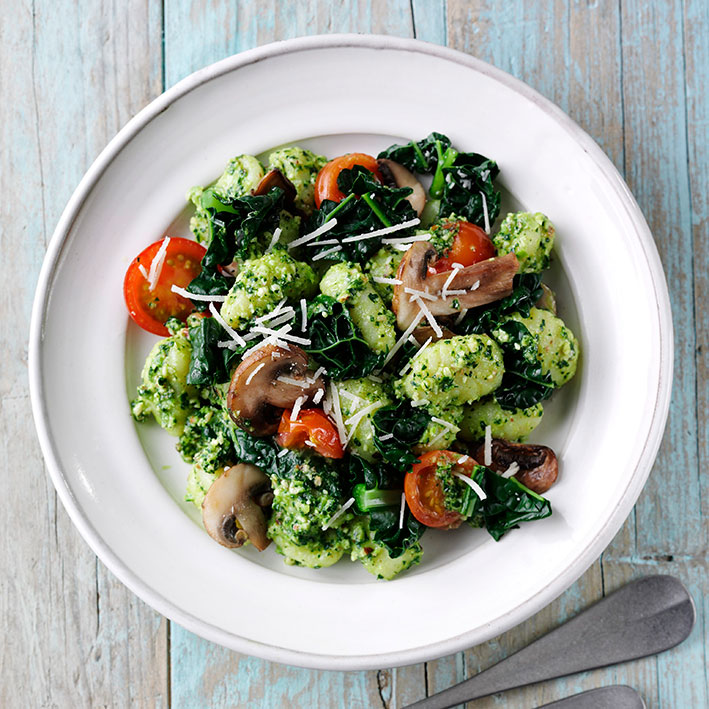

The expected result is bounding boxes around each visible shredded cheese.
[254,299,289,322]
[276,375,312,389]
[379,433,394,442]
[170,285,227,302]
[398,493,406,529]
[312,244,343,261]
[480,191,490,234]
[440,269,459,299]
[458,455,470,464]
[484,425,492,466]
[277,448,290,458]
[410,399,429,408]
[379,309,426,369]
[372,276,403,285]
[400,336,433,376]
[344,402,382,442]
[454,472,487,501]
[321,497,355,531]
[146,236,171,291]
[209,302,247,347]
[393,243,414,252]
[452,262,464,270]
[455,308,468,325]
[329,382,347,446]
[300,298,307,331]
[138,264,149,280]
[218,340,239,350]
[341,217,420,243]
[405,287,438,301]
[381,233,430,245]
[250,324,311,346]
[411,295,443,337]
[367,374,383,383]
[245,362,265,386]
[290,395,306,422]
[311,366,327,381]
[288,218,338,248]
[304,440,316,448]
[431,416,458,431]
[501,462,520,479]
[265,227,282,253]
[313,388,325,405]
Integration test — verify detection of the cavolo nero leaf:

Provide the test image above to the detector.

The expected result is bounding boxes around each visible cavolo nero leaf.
[491,319,555,411]
[457,273,543,335]
[186,316,253,386]
[371,399,431,471]
[187,186,285,305]
[378,133,501,228]
[303,295,384,379]
[305,166,417,263]
[479,467,552,541]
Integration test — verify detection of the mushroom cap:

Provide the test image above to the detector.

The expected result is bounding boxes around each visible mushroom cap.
[202,463,273,551]
[252,168,301,215]
[377,158,427,216]
[393,241,519,331]
[227,344,325,436]
[475,438,559,494]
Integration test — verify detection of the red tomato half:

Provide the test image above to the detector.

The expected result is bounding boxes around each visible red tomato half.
[430,221,496,274]
[277,408,345,459]
[124,237,206,336]
[404,450,478,529]
[314,153,383,208]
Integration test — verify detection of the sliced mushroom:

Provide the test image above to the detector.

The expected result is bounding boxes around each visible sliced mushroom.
[411,324,456,344]
[536,283,557,314]
[226,344,325,436]
[474,439,558,494]
[392,241,519,330]
[202,463,273,551]
[252,168,301,215]
[377,158,427,216]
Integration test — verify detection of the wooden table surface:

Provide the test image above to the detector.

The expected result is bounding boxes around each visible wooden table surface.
[2,1,706,707]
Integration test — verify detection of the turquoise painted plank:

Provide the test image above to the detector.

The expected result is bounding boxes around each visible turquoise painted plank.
[163,0,417,88]
[411,0,448,45]
[619,0,700,557]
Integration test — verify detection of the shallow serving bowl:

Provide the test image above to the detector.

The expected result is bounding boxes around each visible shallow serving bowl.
[29,35,672,670]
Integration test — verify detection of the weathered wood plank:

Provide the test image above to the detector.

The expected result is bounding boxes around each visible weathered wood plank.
[613,0,699,559]
[0,0,168,706]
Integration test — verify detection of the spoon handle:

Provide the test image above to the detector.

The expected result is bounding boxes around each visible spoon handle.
[538,685,645,709]
[405,575,694,709]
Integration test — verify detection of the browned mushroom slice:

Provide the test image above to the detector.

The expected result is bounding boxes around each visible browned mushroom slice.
[226,344,325,436]
[392,241,519,330]
[411,324,456,344]
[536,283,557,314]
[474,439,558,494]
[202,463,273,551]
[377,158,427,216]
[252,168,301,214]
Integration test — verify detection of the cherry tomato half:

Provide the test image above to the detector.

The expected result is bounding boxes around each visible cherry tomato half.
[277,408,345,459]
[124,237,206,336]
[314,153,383,208]
[404,450,478,529]
[430,221,496,274]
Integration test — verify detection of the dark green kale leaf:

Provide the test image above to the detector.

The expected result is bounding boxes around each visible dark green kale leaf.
[439,153,500,227]
[229,428,300,477]
[302,295,384,378]
[378,132,458,197]
[479,467,552,541]
[371,399,432,471]
[367,505,426,558]
[306,166,417,263]
[186,316,252,386]
[187,186,284,305]
[378,133,501,227]
[457,273,543,335]
[492,319,554,410]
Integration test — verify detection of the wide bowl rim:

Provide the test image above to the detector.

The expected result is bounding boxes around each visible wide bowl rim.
[28,33,673,670]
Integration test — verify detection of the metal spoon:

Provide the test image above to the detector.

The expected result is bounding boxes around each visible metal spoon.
[537,685,645,708]
[405,575,695,709]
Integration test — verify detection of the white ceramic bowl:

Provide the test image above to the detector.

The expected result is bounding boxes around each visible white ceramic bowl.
[29,35,672,670]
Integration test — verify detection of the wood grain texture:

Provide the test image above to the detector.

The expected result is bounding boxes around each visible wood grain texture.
[0,1,168,707]
[4,0,706,706]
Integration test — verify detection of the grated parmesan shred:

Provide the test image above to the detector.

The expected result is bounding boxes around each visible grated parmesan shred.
[290,395,306,422]
[341,217,420,243]
[171,285,227,302]
[480,191,490,234]
[484,425,492,466]
[398,493,406,529]
[321,497,355,531]
[411,295,443,337]
[379,309,426,369]
[265,227,282,253]
[501,462,520,479]
[288,218,338,248]
[454,472,487,501]
[245,362,265,386]
[147,236,171,291]
[209,302,247,347]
